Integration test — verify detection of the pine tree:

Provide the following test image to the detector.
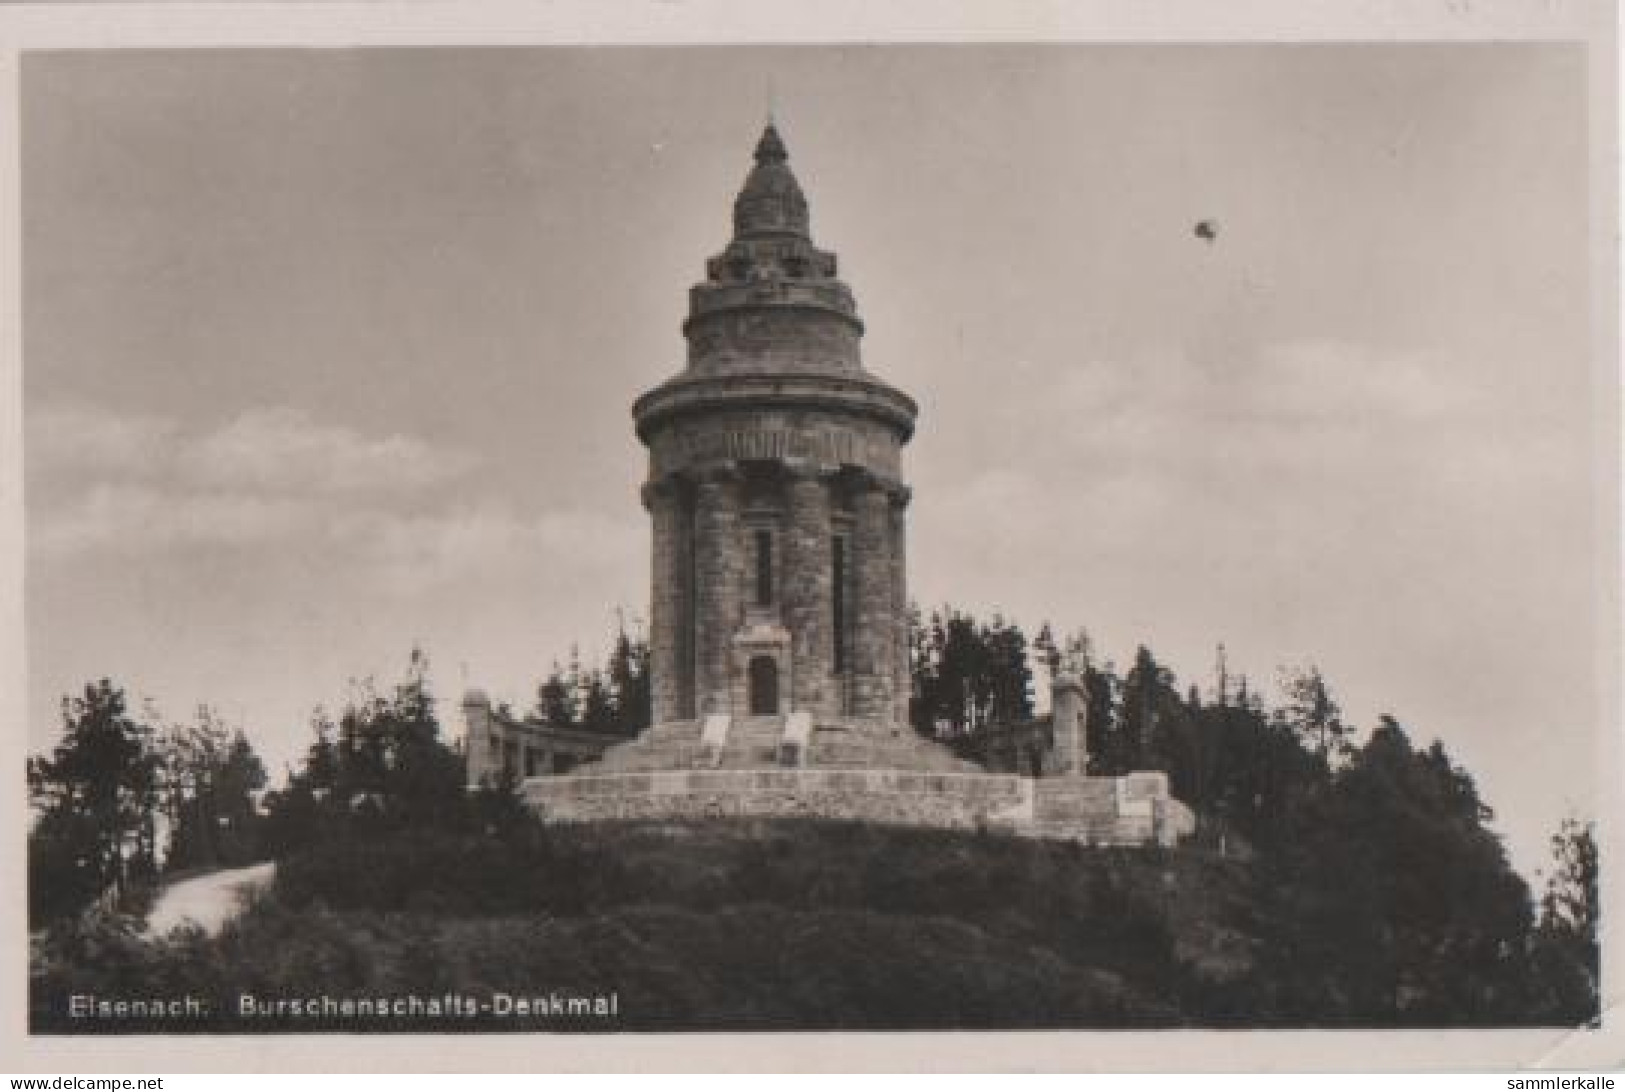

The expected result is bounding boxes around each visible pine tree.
[579,668,617,734]
[213,730,267,865]
[1529,817,1599,1023]
[1280,664,1352,763]
[27,681,164,921]
[985,616,1034,725]
[537,663,575,728]
[1120,646,1174,769]
[607,620,652,736]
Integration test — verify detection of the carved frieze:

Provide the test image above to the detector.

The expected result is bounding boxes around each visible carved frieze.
[649,415,901,480]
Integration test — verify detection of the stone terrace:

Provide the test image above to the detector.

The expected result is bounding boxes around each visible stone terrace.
[524,718,1194,845]
[582,716,981,775]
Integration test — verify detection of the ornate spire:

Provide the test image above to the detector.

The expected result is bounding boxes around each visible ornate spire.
[732,122,808,239]
[679,123,862,377]
[753,122,789,165]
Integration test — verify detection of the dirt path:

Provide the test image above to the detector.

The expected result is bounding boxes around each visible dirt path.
[145,861,275,937]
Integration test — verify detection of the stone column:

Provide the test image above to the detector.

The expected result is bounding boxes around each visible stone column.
[693,463,745,719]
[462,689,496,788]
[889,485,912,728]
[850,475,894,721]
[643,476,693,725]
[782,459,834,720]
[1051,672,1089,776]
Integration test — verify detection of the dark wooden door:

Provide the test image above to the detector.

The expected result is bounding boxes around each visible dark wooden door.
[748,656,779,716]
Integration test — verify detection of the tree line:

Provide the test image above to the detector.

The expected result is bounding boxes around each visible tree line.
[27,606,1599,1024]
[905,605,1597,1024]
[25,619,652,930]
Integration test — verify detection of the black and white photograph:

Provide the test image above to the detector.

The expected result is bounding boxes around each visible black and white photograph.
[7,1,1620,1073]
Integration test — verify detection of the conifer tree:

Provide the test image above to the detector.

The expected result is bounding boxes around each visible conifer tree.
[1528,817,1599,1023]
[607,620,651,736]
[579,668,617,734]
[162,709,267,870]
[1280,664,1352,763]
[537,663,575,728]
[28,681,163,921]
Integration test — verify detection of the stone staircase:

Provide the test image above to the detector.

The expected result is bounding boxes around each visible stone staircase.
[718,716,785,767]
[585,719,707,773]
[571,715,982,776]
[807,720,982,773]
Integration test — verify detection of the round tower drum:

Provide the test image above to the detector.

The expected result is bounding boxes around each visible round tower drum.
[635,124,916,731]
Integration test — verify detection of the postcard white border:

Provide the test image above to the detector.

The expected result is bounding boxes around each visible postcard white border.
[1,0,1618,1073]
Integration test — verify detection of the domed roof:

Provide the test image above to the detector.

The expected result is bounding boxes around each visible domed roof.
[731,122,809,239]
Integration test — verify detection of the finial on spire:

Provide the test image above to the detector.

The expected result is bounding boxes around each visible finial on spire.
[733,119,808,238]
[754,121,788,165]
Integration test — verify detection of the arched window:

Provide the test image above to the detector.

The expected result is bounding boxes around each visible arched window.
[748,656,780,716]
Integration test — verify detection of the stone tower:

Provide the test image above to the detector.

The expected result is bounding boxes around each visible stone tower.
[633,123,916,731]
[473,122,1195,847]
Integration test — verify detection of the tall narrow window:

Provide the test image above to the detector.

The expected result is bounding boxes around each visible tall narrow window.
[755,529,773,606]
[832,536,847,672]
[681,503,697,719]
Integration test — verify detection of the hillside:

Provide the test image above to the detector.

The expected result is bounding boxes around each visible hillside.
[33,819,1265,1032]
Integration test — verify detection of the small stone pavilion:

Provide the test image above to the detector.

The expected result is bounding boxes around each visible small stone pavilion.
[465,124,1193,847]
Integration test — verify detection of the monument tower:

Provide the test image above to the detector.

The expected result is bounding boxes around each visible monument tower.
[633,122,915,733]
[466,121,1192,847]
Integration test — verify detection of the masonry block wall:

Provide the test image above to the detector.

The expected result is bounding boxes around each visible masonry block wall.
[524,768,1197,846]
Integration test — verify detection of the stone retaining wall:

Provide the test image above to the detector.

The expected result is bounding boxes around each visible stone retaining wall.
[521,768,1192,846]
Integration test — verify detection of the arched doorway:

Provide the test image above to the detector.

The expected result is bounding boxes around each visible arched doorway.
[748,655,779,716]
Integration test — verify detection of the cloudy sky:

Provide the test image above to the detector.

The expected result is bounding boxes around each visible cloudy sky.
[23,45,1599,880]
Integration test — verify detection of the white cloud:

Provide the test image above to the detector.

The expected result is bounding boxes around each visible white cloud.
[32,482,319,557]
[29,401,493,560]
[179,406,478,494]
[30,402,479,496]
[31,473,643,612]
